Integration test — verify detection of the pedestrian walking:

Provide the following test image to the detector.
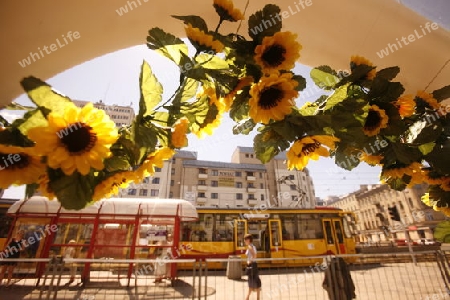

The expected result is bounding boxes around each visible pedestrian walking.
[244,233,261,300]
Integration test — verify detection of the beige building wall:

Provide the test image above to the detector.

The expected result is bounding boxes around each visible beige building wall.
[330,184,446,243]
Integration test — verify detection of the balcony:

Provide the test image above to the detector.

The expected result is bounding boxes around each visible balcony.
[197,184,208,191]
[246,176,256,181]
[198,173,208,179]
[248,199,258,206]
[247,187,256,193]
[196,197,207,205]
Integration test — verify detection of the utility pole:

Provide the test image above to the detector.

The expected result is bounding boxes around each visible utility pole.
[389,205,417,265]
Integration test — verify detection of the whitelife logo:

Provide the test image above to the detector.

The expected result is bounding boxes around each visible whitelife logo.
[376,22,439,58]
[18,31,81,68]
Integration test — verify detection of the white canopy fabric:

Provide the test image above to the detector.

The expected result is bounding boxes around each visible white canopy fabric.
[1,0,449,107]
[7,196,198,221]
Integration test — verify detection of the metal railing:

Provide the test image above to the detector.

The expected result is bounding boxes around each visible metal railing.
[0,251,449,299]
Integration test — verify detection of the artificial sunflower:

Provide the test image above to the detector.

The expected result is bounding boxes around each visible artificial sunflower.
[254,32,301,73]
[286,135,340,170]
[27,103,118,176]
[185,24,224,53]
[395,94,415,118]
[136,147,176,179]
[381,162,424,185]
[171,117,190,148]
[350,55,376,80]
[192,104,223,138]
[360,152,383,166]
[213,0,244,22]
[363,105,389,136]
[37,174,56,200]
[423,170,445,185]
[92,171,137,201]
[249,72,298,124]
[416,90,440,110]
[0,145,45,188]
[441,177,450,192]
[223,76,254,111]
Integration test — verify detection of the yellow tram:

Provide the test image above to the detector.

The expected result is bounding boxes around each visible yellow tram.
[178,206,357,267]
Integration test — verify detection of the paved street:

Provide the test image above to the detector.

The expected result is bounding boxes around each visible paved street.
[0,261,447,300]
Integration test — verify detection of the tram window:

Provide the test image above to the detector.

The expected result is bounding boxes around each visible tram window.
[281,218,295,240]
[297,219,324,239]
[334,221,344,243]
[0,212,11,238]
[324,221,334,244]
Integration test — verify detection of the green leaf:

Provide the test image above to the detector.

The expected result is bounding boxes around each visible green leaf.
[433,85,450,102]
[104,156,131,172]
[425,140,450,174]
[16,109,48,137]
[172,15,208,32]
[310,66,339,90]
[230,88,250,121]
[248,4,281,43]
[177,78,199,104]
[406,117,443,144]
[292,75,307,92]
[233,119,256,135]
[195,54,229,70]
[334,148,360,171]
[4,102,34,111]
[418,142,436,155]
[152,112,170,126]
[375,67,400,81]
[49,172,94,210]
[369,78,405,103]
[20,77,73,117]
[139,61,163,117]
[323,83,350,110]
[254,128,290,163]
[147,27,188,65]
[25,183,39,199]
[434,221,450,243]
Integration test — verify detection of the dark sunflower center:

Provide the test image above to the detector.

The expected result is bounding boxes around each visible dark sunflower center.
[364,110,382,130]
[262,45,286,67]
[301,141,321,156]
[112,177,128,187]
[60,123,97,154]
[258,85,284,109]
[0,152,30,170]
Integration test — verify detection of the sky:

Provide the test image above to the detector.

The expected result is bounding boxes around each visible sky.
[1,44,383,201]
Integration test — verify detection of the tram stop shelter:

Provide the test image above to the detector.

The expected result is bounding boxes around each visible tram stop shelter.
[5,196,198,283]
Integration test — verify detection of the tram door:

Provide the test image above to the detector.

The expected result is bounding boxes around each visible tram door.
[322,219,346,254]
[268,219,284,261]
[234,219,247,254]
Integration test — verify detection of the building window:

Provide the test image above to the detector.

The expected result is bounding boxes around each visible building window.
[128,189,137,196]
[172,158,176,163]
[143,177,150,184]
[199,168,207,174]
[171,168,175,175]
[139,189,148,196]
[245,154,249,158]
[248,183,255,188]
[289,175,295,180]
[150,189,159,197]
[250,154,254,158]
[247,171,254,176]
[169,192,173,198]
[260,183,264,189]
[170,180,174,186]
[236,193,243,200]
[290,184,296,191]
[198,192,206,198]
[198,180,206,185]
[211,170,219,176]
[152,177,160,184]
[235,171,242,177]
[248,194,256,200]
[261,194,265,201]
[236,182,243,188]
[211,193,219,199]
[292,195,298,201]
[211,180,218,187]
[155,167,162,172]
[259,172,263,178]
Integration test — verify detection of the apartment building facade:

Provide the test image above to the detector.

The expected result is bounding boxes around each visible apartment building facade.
[72,100,135,127]
[330,184,446,243]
